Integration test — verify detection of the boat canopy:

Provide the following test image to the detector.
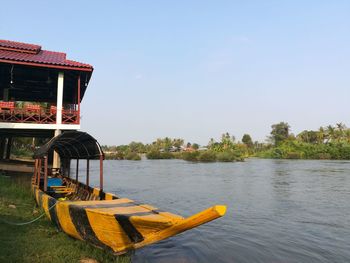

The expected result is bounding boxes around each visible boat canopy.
[33,131,104,160]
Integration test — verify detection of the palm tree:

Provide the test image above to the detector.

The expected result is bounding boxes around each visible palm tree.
[298,130,309,143]
[208,138,215,148]
[317,127,325,144]
[344,129,350,143]
[336,123,346,142]
[326,125,335,143]
[221,132,235,150]
[172,138,184,148]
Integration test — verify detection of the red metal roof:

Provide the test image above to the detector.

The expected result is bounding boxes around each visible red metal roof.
[0,39,41,53]
[0,39,93,71]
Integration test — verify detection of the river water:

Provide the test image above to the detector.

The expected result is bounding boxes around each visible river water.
[83,159,350,263]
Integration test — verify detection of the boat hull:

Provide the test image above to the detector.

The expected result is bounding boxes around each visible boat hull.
[32,184,226,255]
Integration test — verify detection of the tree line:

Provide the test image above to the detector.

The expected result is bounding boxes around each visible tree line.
[259,122,350,159]
[102,122,350,161]
[10,122,350,162]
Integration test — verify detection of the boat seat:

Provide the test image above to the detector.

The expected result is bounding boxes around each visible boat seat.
[48,185,75,194]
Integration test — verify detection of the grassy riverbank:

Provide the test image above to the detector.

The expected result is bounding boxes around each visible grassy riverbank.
[0,173,130,263]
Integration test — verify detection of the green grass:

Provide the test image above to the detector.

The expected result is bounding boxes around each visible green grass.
[0,173,131,263]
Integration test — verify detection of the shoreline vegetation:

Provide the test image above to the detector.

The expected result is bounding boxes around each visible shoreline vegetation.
[10,122,350,162]
[102,122,350,162]
[0,173,130,263]
[104,135,246,162]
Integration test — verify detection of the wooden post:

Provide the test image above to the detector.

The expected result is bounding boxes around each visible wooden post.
[44,157,48,191]
[76,159,79,182]
[5,137,12,159]
[37,159,41,187]
[99,155,103,191]
[53,130,61,168]
[0,137,5,160]
[37,159,39,186]
[61,158,65,176]
[35,159,39,185]
[86,159,90,187]
[77,75,81,124]
[33,159,37,184]
[67,159,71,178]
[57,72,64,125]
[38,159,41,186]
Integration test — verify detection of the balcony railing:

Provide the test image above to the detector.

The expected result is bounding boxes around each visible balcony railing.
[0,102,79,124]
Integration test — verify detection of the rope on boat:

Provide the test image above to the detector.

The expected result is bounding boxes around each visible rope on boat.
[0,202,57,226]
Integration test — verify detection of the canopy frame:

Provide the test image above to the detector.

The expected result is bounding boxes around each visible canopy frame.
[33,131,104,192]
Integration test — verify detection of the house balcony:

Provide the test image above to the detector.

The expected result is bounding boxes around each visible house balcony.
[0,101,79,125]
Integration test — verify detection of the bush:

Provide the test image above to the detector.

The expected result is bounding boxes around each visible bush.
[317,153,332,159]
[125,152,141,160]
[256,141,350,160]
[198,151,217,162]
[286,152,302,159]
[104,152,124,160]
[271,148,284,159]
[216,151,236,162]
[338,144,350,159]
[181,151,200,161]
[146,150,174,159]
[172,152,182,159]
[160,152,174,159]
[146,150,161,159]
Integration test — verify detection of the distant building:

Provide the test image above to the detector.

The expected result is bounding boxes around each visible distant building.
[198,147,208,151]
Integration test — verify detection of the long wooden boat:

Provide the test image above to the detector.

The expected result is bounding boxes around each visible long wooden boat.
[32,131,226,255]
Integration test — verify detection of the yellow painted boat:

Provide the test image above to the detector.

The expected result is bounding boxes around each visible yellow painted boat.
[32,131,226,255]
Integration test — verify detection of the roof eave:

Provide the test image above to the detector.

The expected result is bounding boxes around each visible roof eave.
[0,59,93,72]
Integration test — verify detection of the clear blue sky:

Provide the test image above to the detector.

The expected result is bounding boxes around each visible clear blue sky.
[1,1,349,145]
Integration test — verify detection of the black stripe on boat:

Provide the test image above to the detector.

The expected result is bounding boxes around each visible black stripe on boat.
[114,214,144,243]
[114,210,162,243]
[48,197,61,230]
[68,205,111,250]
[99,191,106,200]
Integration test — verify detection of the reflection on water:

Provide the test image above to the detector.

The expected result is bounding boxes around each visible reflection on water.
[81,159,350,262]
